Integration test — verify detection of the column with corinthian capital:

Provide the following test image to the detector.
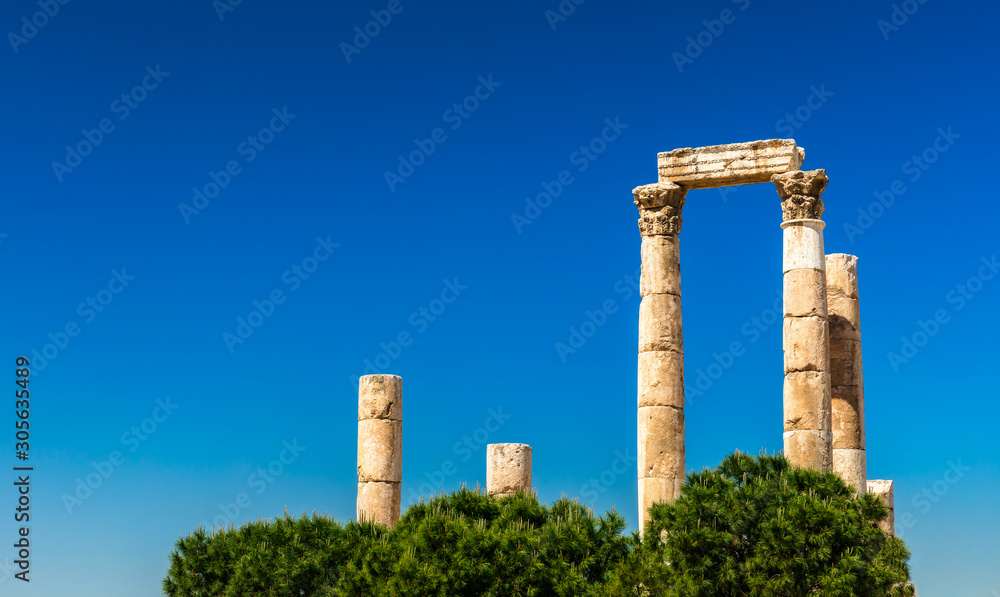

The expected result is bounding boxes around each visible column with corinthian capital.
[632,182,687,532]
[771,170,832,471]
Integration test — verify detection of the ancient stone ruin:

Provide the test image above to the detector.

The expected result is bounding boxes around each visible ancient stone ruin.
[354,138,894,535]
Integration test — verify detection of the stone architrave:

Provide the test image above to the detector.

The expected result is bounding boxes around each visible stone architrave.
[658,139,804,189]
[357,374,402,527]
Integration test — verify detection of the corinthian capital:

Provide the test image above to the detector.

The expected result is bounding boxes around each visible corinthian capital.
[771,169,828,221]
[633,182,687,236]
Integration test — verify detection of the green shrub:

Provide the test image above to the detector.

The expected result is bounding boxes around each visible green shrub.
[610,453,914,597]
[163,454,912,596]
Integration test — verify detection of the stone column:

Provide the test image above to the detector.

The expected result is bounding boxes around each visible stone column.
[868,479,895,535]
[357,374,402,527]
[486,443,532,497]
[633,182,687,532]
[772,170,832,471]
[827,254,867,491]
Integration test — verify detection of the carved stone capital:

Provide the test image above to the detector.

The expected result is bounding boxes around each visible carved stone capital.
[633,182,687,236]
[772,169,828,221]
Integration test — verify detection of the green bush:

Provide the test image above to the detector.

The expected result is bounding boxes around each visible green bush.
[163,454,912,596]
[609,453,914,597]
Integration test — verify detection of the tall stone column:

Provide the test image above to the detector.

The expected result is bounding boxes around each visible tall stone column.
[772,170,832,471]
[633,182,687,532]
[486,443,532,497]
[357,374,402,527]
[827,254,867,491]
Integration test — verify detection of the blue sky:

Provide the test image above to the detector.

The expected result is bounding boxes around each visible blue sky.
[2,0,998,594]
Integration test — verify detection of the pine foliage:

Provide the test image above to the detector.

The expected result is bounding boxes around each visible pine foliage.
[162,454,912,596]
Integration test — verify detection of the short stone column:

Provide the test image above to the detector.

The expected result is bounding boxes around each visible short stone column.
[827,254,867,491]
[868,479,895,535]
[357,374,402,527]
[772,170,832,471]
[633,182,687,532]
[486,443,532,497]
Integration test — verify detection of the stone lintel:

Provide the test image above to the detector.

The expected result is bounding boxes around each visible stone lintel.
[658,139,804,189]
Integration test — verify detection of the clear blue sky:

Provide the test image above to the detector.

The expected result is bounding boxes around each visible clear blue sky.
[2,0,997,594]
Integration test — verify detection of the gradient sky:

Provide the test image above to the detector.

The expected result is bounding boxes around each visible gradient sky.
[2,0,998,594]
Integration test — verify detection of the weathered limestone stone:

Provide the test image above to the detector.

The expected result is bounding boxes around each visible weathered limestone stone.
[825,254,859,299]
[828,255,867,492]
[657,139,805,189]
[358,374,403,421]
[783,371,832,432]
[357,419,402,482]
[832,385,865,450]
[781,220,827,272]
[486,443,532,497]
[638,476,683,529]
[830,338,863,387]
[775,171,832,472]
[834,449,867,493]
[638,351,685,409]
[783,430,832,470]
[357,374,402,527]
[640,235,681,297]
[634,181,688,534]
[783,268,827,318]
[772,169,827,221]
[828,297,862,341]
[634,182,686,236]
[782,316,830,374]
[356,481,401,526]
[868,479,895,535]
[637,406,684,478]
[638,294,684,353]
